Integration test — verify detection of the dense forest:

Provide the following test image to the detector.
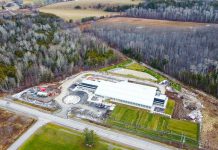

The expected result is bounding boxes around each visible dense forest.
[86,23,218,98]
[0,13,117,92]
[125,0,218,23]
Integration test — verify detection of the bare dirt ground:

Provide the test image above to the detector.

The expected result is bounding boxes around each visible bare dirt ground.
[197,92,218,150]
[97,17,209,28]
[167,87,218,150]
[166,91,187,119]
[0,108,34,150]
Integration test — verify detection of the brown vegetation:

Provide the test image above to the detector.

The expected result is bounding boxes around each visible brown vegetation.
[97,17,208,28]
[38,0,142,21]
[0,108,34,150]
[198,93,218,150]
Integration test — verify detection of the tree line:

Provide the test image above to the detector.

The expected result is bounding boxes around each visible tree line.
[86,22,218,98]
[125,0,218,23]
[0,12,118,92]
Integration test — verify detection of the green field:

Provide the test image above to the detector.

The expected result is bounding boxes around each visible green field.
[107,104,199,147]
[164,99,175,115]
[20,124,129,150]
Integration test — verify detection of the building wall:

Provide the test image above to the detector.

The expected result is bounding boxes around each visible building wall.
[111,99,152,110]
[96,94,152,111]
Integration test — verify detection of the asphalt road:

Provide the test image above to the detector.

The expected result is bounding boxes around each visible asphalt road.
[0,100,174,150]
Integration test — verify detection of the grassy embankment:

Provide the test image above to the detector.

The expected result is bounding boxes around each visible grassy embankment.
[107,104,199,148]
[19,123,131,150]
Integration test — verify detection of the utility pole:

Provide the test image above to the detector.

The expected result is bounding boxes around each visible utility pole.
[180,133,186,149]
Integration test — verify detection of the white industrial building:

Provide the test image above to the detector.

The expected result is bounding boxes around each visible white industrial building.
[78,78,168,111]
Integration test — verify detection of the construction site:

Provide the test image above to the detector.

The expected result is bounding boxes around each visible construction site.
[11,69,204,124]
[59,72,172,122]
[13,84,61,111]
[9,69,204,148]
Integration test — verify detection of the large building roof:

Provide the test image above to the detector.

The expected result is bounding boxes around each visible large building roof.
[82,79,157,107]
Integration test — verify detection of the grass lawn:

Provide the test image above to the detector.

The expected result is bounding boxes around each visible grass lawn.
[164,99,175,115]
[19,124,128,150]
[107,104,199,147]
[167,119,199,140]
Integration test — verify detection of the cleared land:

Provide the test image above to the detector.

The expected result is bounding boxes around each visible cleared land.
[100,61,181,91]
[39,9,117,21]
[19,123,130,150]
[0,108,34,150]
[109,68,157,81]
[107,104,199,148]
[125,63,181,91]
[97,17,209,28]
[125,63,165,82]
[39,0,142,21]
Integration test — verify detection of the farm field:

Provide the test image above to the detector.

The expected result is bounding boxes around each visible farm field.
[19,123,130,150]
[107,104,199,148]
[39,0,142,21]
[97,17,209,28]
[39,8,117,21]
[0,108,34,150]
